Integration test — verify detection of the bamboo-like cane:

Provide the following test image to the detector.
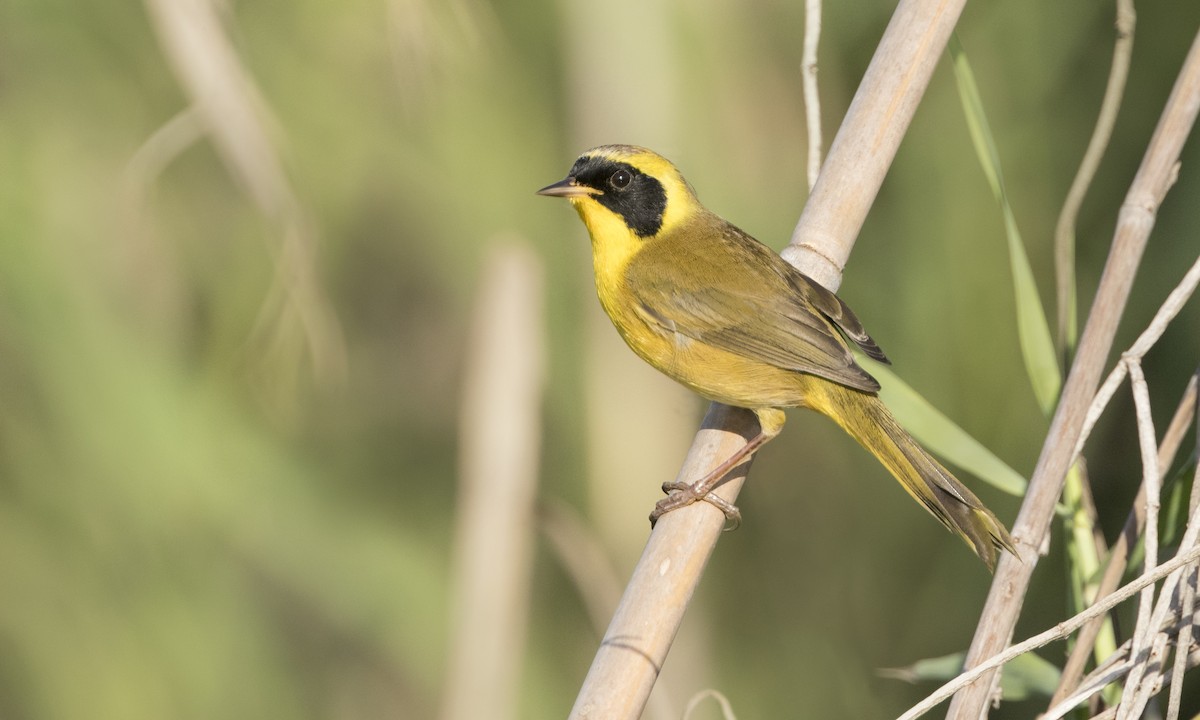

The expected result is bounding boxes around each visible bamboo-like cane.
[567,1,969,716]
[947,26,1200,720]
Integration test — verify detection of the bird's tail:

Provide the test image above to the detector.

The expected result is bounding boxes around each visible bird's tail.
[807,382,1016,571]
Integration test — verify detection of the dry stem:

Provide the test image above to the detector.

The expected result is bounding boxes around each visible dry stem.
[802,0,824,191]
[905,367,1198,720]
[1052,371,1199,706]
[947,25,1200,720]
[1053,0,1135,354]
[568,0,969,716]
[442,244,545,720]
[898,544,1200,720]
[143,0,346,387]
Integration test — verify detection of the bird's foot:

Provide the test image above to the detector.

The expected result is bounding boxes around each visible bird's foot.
[650,481,741,531]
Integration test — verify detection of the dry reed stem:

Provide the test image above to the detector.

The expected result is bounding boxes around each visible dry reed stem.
[124,108,206,220]
[568,404,757,720]
[1115,534,1200,715]
[540,501,626,638]
[1046,252,1200,708]
[683,689,738,720]
[907,355,1199,720]
[1073,253,1200,462]
[442,243,545,720]
[1112,283,1200,717]
[540,501,682,720]
[1053,371,1199,706]
[947,26,1200,720]
[568,1,968,717]
[1165,566,1196,720]
[1050,2,1136,678]
[1119,433,1200,717]
[1115,361,1163,720]
[120,108,206,329]
[1045,615,1200,720]
[898,544,1200,720]
[143,0,346,387]
[785,0,966,287]
[1054,0,1136,354]
[802,0,824,191]
[1051,253,1200,706]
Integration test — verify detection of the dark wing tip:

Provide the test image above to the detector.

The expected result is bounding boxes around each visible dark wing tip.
[849,362,881,393]
[856,335,891,365]
[784,267,891,364]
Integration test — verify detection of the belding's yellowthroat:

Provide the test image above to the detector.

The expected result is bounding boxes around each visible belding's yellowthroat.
[538,144,1014,569]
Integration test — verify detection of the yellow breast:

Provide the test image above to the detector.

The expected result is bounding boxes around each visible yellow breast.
[571,198,808,411]
[572,198,643,312]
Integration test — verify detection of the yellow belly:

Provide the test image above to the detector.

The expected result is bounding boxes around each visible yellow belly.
[585,212,818,412]
[600,292,814,411]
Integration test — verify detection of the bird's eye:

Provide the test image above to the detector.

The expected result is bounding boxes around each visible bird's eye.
[609,169,631,190]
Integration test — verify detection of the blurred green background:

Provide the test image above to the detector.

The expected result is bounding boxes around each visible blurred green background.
[1,0,1198,718]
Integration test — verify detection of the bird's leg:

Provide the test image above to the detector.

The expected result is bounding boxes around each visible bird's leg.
[650,430,773,530]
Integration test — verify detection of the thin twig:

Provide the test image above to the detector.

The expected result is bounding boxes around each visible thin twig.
[948,27,1200,719]
[682,689,738,720]
[912,400,1196,720]
[1045,659,1133,720]
[802,0,823,190]
[1054,0,1136,356]
[1123,253,1200,359]
[124,107,206,199]
[1045,613,1200,720]
[569,2,970,717]
[898,544,1200,720]
[1115,362,1162,720]
[1061,371,1200,719]
[783,0,968,288]
[539,501,625,637]
[1131,433,1200,710]
[1165,566,1195,720]
[120,107,205,329]
[1051,256,1200,709]
[143,0,346,389]
[1052,373,1199,706]
[1055,3,1140,657]
[1073,252,1200,468]
[1124,632,1170,717]
[539,500,682,720]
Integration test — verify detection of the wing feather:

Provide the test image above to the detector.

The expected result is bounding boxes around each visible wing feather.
[628,217,886,393]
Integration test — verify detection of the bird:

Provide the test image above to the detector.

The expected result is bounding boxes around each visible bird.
[537,144,1015,570]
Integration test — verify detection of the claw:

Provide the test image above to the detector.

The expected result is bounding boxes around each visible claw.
[650,481,742,530]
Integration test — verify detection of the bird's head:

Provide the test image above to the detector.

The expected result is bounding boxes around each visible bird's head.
[537,145,701,241]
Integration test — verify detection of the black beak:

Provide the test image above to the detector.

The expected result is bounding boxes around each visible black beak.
[536,177,600,198]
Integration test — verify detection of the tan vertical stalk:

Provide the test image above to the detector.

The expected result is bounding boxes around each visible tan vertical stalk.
[442,243,545,720]
[568,1,969,716]
[948,26,1200,720]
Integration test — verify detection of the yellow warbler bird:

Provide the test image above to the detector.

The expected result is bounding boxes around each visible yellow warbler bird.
[538,144,1014,569]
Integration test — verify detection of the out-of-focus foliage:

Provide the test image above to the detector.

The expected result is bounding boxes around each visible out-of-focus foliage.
[0,0,1197,718]
[879,650,1061,702]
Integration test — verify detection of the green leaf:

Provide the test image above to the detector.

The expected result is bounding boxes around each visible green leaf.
[998,652,1063,701]
[877,652,964,684]
[879,651,1061,701]
[1126,453,1198,577]
[868,360,1027,496]
[1159,450,1197,549]
[950,35,1062,415]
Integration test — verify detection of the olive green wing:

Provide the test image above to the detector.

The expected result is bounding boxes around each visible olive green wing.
[629,224,884,393]
[779,264,889,364]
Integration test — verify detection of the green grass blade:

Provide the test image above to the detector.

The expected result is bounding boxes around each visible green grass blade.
[879,651,1060,701]
[950,35,1062,415]
[868,360,1027,496]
